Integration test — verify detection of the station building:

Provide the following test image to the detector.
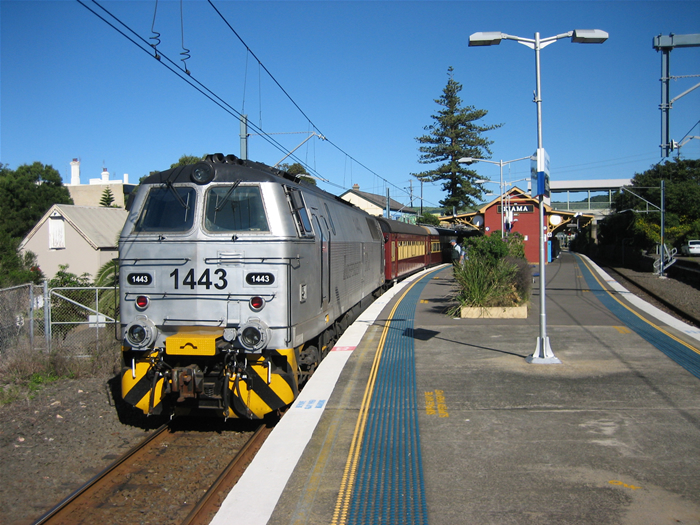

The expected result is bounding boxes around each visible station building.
[440,187,594,264]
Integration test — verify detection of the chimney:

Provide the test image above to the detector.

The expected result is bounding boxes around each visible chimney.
[123,173,129,185]
[101,167,109,182]
[70,159,80,185]
[352,183,360,190]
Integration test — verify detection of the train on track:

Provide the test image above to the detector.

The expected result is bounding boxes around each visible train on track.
[119,154,457,419]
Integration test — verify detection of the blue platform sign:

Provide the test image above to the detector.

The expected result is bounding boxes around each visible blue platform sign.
[530,148,550,198]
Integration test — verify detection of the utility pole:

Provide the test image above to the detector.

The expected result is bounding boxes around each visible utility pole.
[652,33,700,157]
[240,114,248,160]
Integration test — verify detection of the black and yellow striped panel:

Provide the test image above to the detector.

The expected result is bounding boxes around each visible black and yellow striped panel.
[121,352,165,415]
[224,350,298,419]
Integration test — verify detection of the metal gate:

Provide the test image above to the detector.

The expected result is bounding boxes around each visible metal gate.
[48,286,120,356]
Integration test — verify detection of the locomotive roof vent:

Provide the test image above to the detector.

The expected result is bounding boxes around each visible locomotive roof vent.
[204,153,242,165]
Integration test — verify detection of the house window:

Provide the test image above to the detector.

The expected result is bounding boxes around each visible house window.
[49,215,65,249]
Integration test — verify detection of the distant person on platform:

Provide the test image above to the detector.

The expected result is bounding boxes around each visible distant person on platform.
[450,240,464,265]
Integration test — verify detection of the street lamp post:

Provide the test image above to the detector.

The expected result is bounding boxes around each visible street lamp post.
[469,29,608,364]
[458,156,533,238]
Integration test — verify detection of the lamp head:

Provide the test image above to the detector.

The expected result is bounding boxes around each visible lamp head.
[571,29,609,44]
[469,32,503,46]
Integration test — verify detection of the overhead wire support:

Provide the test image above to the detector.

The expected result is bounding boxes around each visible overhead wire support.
[149,0,161,60]
[207,0,322,136]
[79,0,434,207]
[179,0,191,75]
[78,0,301,167]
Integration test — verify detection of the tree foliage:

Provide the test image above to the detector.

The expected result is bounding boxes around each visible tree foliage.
[0,230,44,288]
[0,162,71,287]
[171,154,205,168]
[278,162,317,186]
[99,187,116,207]
[416,212,441,226]
[413,67,502,211]
[0,162,73,240]
[600,158,700,250]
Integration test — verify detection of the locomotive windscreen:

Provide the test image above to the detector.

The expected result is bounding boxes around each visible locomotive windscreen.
[134,186,196,232]
[205,185,269,232]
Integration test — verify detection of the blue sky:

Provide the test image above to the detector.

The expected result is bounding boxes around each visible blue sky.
[2,0,699,210]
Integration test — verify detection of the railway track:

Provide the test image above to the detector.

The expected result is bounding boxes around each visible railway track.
[594,260,700,329]
[34,419,271,525]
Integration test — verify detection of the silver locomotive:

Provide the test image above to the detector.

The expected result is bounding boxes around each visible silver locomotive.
[119,154,385,418]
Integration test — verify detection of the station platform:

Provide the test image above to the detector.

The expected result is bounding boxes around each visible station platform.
[212,251,700,525]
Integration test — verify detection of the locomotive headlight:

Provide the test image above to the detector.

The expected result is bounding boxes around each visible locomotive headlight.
[191,161,215,185]
[124,316,158,349]
[237,319,270,352]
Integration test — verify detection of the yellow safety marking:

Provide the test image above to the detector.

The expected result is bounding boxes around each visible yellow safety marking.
[165,331,218,356]
[331,266,444,525]
[609,480,642,490]
[424,391,436,415]
[424,390,449,417]
[578,256,700,357]
[614,326,632,334]
[420,299,429,304]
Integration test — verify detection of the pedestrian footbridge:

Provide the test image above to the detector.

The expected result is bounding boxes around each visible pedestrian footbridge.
[549,178,630,219]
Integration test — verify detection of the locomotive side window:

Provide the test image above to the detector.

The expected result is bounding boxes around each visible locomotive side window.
[134,186,196,232]
[204,185,269,232]
[366,218,382,242]
[286,187,314,238]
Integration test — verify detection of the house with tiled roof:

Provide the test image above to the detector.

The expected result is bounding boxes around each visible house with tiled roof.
[339,184,418,223]
[19,204,128,280]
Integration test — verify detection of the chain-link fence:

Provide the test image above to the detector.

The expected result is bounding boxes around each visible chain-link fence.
[0,283,46,355]
[0,283,121,357]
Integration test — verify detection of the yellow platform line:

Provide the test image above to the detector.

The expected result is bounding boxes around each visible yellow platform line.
[331,267,442,525]
[578,256,700,356]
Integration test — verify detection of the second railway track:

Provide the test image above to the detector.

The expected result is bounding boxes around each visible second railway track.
[592,258,700,329]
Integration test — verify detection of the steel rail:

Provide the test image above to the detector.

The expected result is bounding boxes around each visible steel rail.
[180,423,273,525]
[32,424,170,525]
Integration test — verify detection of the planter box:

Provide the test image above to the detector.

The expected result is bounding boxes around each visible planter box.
[460,305,528,319]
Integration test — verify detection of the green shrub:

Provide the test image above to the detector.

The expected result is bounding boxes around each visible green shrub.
[450,233,531,312]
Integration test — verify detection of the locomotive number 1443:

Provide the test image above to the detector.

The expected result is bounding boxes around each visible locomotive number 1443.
[167,269,276,289]
[170,268,228,290]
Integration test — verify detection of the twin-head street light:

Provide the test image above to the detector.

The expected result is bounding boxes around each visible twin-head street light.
[469,29,608,364]
[458,156,533,238]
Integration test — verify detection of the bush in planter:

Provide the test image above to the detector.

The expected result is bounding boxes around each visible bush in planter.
[449,233,531,313]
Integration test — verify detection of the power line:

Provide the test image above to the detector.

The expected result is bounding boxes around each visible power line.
[79,0,439,207]
[78,0,320,178]
[206,1,432,206]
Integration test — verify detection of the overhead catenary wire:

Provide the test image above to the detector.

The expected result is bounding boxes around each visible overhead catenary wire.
[206,0,432,206]
[79,0,441,207]
[78,0,320,180]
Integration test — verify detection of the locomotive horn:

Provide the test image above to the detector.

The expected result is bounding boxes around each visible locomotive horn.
[208,153,225,163]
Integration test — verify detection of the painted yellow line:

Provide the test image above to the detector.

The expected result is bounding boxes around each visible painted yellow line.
[614,326,632,334]
[578,256,700,356]
[331,267,443,525]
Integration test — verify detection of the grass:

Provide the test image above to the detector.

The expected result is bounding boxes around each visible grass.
[448,234,532,315]
[0,334,121,405]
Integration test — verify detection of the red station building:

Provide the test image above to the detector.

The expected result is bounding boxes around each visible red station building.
[442,187,593,264]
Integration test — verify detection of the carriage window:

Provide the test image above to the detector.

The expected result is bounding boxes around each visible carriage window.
[134,186,196,232]
[205,185,269,232]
